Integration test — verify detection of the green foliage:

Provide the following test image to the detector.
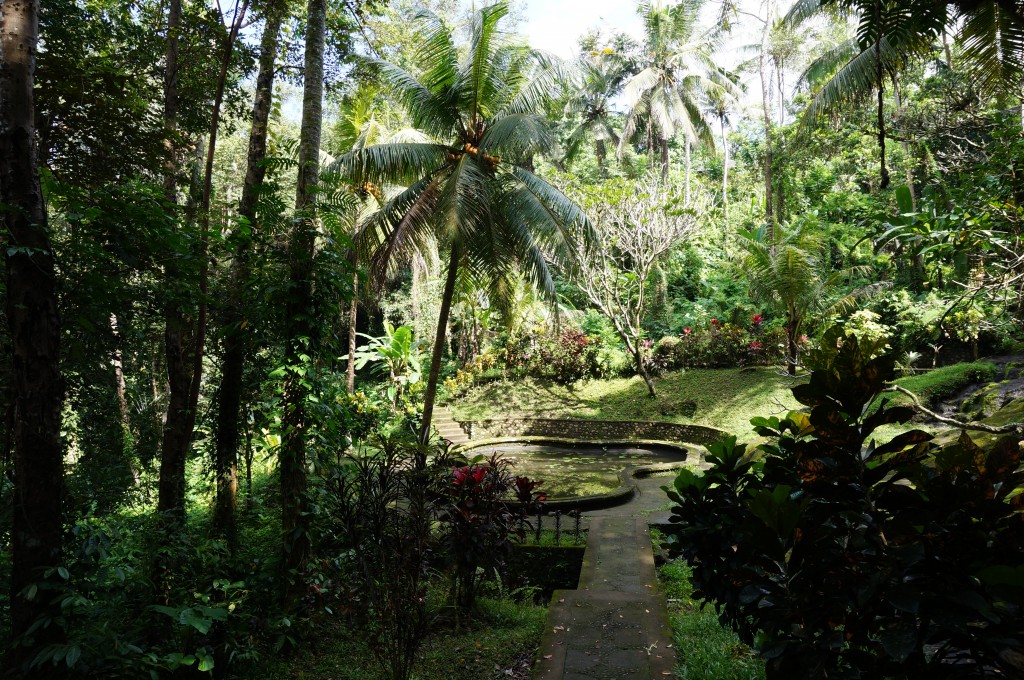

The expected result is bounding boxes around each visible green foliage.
[355,322,424,404]
[887,361,999,408]
[658,559,765,680]
[664,326,1024,677]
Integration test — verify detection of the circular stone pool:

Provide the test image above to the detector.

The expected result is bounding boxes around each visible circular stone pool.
[458,438,691,507]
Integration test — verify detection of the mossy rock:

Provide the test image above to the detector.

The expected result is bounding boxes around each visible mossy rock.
[959,382,1004,420]
[932,396,1024,450]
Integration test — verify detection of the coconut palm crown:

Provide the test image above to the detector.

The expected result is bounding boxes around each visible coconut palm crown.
[620,0,739,179]
[335,1,593,443]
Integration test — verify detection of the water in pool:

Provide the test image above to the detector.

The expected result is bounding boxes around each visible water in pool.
[477,443,687,499]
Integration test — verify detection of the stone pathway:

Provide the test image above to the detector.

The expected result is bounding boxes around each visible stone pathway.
[532,475,678,679]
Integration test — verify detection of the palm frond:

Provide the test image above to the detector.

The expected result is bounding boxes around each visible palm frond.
[480,113,554,160]
[333,142,449,188]
[956,0,1024,93]
[357,174,444,286]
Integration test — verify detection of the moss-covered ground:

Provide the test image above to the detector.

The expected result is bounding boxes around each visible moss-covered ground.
[453,364,1000,442]
[453,367,804,440]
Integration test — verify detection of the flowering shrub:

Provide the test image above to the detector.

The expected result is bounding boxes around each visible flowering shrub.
[536,328,603,384]
[656,313,786,368]
[439,453,545,611]
[441,350,497,398]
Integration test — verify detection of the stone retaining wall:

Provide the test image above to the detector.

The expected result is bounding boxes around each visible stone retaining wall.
[464,417,723,445]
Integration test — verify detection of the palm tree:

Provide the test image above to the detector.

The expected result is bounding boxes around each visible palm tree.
[620,0,737,185]
[740,220,884,375]
[337,1,591,444]
[704,74,741,219]
[563,41,636,173]
[786,1,949,190]
[790,0,1024,95]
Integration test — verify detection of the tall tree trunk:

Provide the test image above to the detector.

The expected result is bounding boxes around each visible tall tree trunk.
[282,0,326,608]
[187,0,251,453]
[660,138,669,181]
[346,271,358,394]
[875,0,890,190]
[419,246,460,445]
[684,139,691,202]
[158,0,189,527]
[2,0,66,662]
[786,309,798,376]
[595,138,606,173]
[759,1,774,228]
[110,314,130,433]
[720,114,729,219]
[214,1,284,553]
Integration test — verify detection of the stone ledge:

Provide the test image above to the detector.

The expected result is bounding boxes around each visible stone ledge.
[464,416,724,445]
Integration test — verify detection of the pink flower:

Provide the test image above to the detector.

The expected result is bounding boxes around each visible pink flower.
[683,327,692,335]
[751,313,765,326]
[710,318,720,327]
[749,340,762,350]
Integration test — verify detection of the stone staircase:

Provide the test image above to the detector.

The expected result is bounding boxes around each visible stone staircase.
[433,406,469,446]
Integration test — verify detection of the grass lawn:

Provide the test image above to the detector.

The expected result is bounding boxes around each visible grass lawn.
[658,559,765,680]
[452,367,804,439]
[453,362,999,442]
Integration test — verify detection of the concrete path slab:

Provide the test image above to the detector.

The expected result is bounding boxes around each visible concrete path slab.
[532,515,676,680]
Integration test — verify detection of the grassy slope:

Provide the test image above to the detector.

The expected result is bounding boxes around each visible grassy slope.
[453,363,999,442]
[885,361,999,407]
[452,368,804,440]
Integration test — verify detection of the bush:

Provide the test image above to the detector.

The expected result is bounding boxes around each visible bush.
[662,315,786,369]
[536,328,602,384]
[663,326,1024,678]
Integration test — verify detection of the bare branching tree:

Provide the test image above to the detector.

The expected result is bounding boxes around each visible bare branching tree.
[565,176,706,396]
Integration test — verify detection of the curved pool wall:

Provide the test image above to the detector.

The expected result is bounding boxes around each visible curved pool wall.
[461,417,724,446]
[455,437,696,512]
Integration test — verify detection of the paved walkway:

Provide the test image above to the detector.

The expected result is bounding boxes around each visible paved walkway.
[532,475,678,679]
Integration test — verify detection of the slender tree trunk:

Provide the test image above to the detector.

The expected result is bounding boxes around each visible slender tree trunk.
[346,271,358,394]
[282,0,326,608]
[684,139,691,202]
[214,1,284,552]
[660,138,669,181]
[2,0,66,661]
[158,0,189,527]
[187,0,251,453]
[110,314,130,431]
[786,309,798,376]
[419,246,460,445]
[595,138,606,173]
[720,115,729,218]
[759,2,774,227]
[875,0,890,190]
[777,66,786,127]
